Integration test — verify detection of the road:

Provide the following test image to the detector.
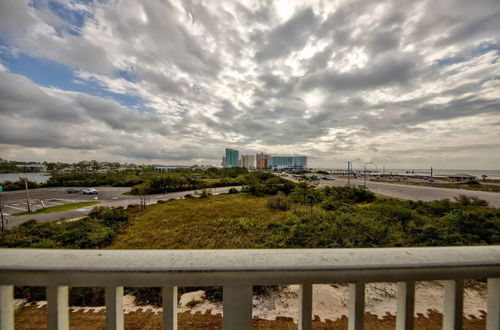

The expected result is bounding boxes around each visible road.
[318,177,500,206]
[2,178,499,229]
[1,186,241,228]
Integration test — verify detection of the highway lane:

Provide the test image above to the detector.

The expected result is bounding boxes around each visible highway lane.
[318,177,500,206]
[1,186,241,228]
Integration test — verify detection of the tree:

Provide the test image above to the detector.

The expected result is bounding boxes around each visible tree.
[75,161,89,173]
[482,175,488,182]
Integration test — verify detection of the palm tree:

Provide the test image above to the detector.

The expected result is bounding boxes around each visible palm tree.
[481,174,488,182]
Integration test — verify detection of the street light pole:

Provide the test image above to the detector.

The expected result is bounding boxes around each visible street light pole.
[347,161,351,186]
[364,161,374,189]
[0,194,5,234]
[24,179,31,213]
[347,159,359,187]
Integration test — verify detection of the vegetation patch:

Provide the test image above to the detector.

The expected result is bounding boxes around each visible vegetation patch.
[2,180,499,306]
[0,166,249,192]
[111,193,288,249]
[111,186,499,250]
[13,201,100,216]
[0,206,133,305]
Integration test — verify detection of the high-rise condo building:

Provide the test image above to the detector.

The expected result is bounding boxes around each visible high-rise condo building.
[224,148,239,168]
[241,155,255,169]
[268,156,307,170]
[256,152,269,169]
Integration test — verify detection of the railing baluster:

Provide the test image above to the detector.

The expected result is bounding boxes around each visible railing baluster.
[223,285,252,330]
[487,278,500,330]
[299,284,312,330]
[396,281,415,330]
[106,286,124,330]
[47,286,69,330]
[348,282,365,330]
[162,286,178,330]
[443,279,463,330]
[0,285,14,330]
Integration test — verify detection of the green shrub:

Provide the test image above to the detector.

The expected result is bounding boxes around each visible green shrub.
[320,198,344,211]
[242,172,295,195]
[289,183,323,212]
[1,179,40,191]
[267,192,291,211]
[322,186,375,203]
[131,183,151,195]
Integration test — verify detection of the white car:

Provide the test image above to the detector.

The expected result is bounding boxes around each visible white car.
[82,188,98,194]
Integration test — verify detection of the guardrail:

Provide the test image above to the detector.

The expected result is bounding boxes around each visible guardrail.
[0,246,499,330]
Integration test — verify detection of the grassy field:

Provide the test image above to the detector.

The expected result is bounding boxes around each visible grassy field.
[13,201,100,216]
[111,194,297,249]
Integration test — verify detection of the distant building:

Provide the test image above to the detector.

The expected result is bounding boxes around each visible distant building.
[224,148,239,168]
[221,156,226,167]
[256,153,269,169]
[269,156,307,171]
[447,174,476,182]
[155,165,191,172]
[16,164,47,172]
[240,155,255,169]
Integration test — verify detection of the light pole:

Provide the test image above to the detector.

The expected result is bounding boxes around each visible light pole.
[347,159,359,187]
[347,161,351,186]
[364,161,374,189]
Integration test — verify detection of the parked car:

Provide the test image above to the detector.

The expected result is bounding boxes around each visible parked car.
[82,188,98,194]
[67,188,80,194]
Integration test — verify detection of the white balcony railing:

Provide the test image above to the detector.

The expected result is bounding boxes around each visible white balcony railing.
[0,246,499,330]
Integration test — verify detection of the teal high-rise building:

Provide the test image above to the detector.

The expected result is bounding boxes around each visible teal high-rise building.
[224,148,239,168]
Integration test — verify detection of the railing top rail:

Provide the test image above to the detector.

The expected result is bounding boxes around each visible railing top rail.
[0,246,499,272]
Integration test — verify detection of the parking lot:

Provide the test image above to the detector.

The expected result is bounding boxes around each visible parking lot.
[0,186,240,228]
[1,197,89,215]
[0,187,130,217]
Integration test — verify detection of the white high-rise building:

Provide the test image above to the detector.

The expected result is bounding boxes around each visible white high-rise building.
[240,155,255,169]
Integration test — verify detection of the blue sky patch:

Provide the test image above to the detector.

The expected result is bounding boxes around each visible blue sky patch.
[437,41,500,67]
[29,0,94,36]
[0,47,147,110]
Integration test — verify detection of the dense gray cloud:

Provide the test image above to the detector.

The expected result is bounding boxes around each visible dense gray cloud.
[300,52,420,92]
[255,8,319,61]
[0,0,499,168]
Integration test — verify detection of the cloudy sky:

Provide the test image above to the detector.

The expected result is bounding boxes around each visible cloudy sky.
[0,0,499,169]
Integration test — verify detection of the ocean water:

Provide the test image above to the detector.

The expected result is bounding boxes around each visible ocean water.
[321,168,500,180]
[383,169,500,180]
[0,173,51,184]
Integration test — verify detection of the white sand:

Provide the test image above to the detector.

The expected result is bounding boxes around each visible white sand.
[251,282,486,322]
[19,281,486,322]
